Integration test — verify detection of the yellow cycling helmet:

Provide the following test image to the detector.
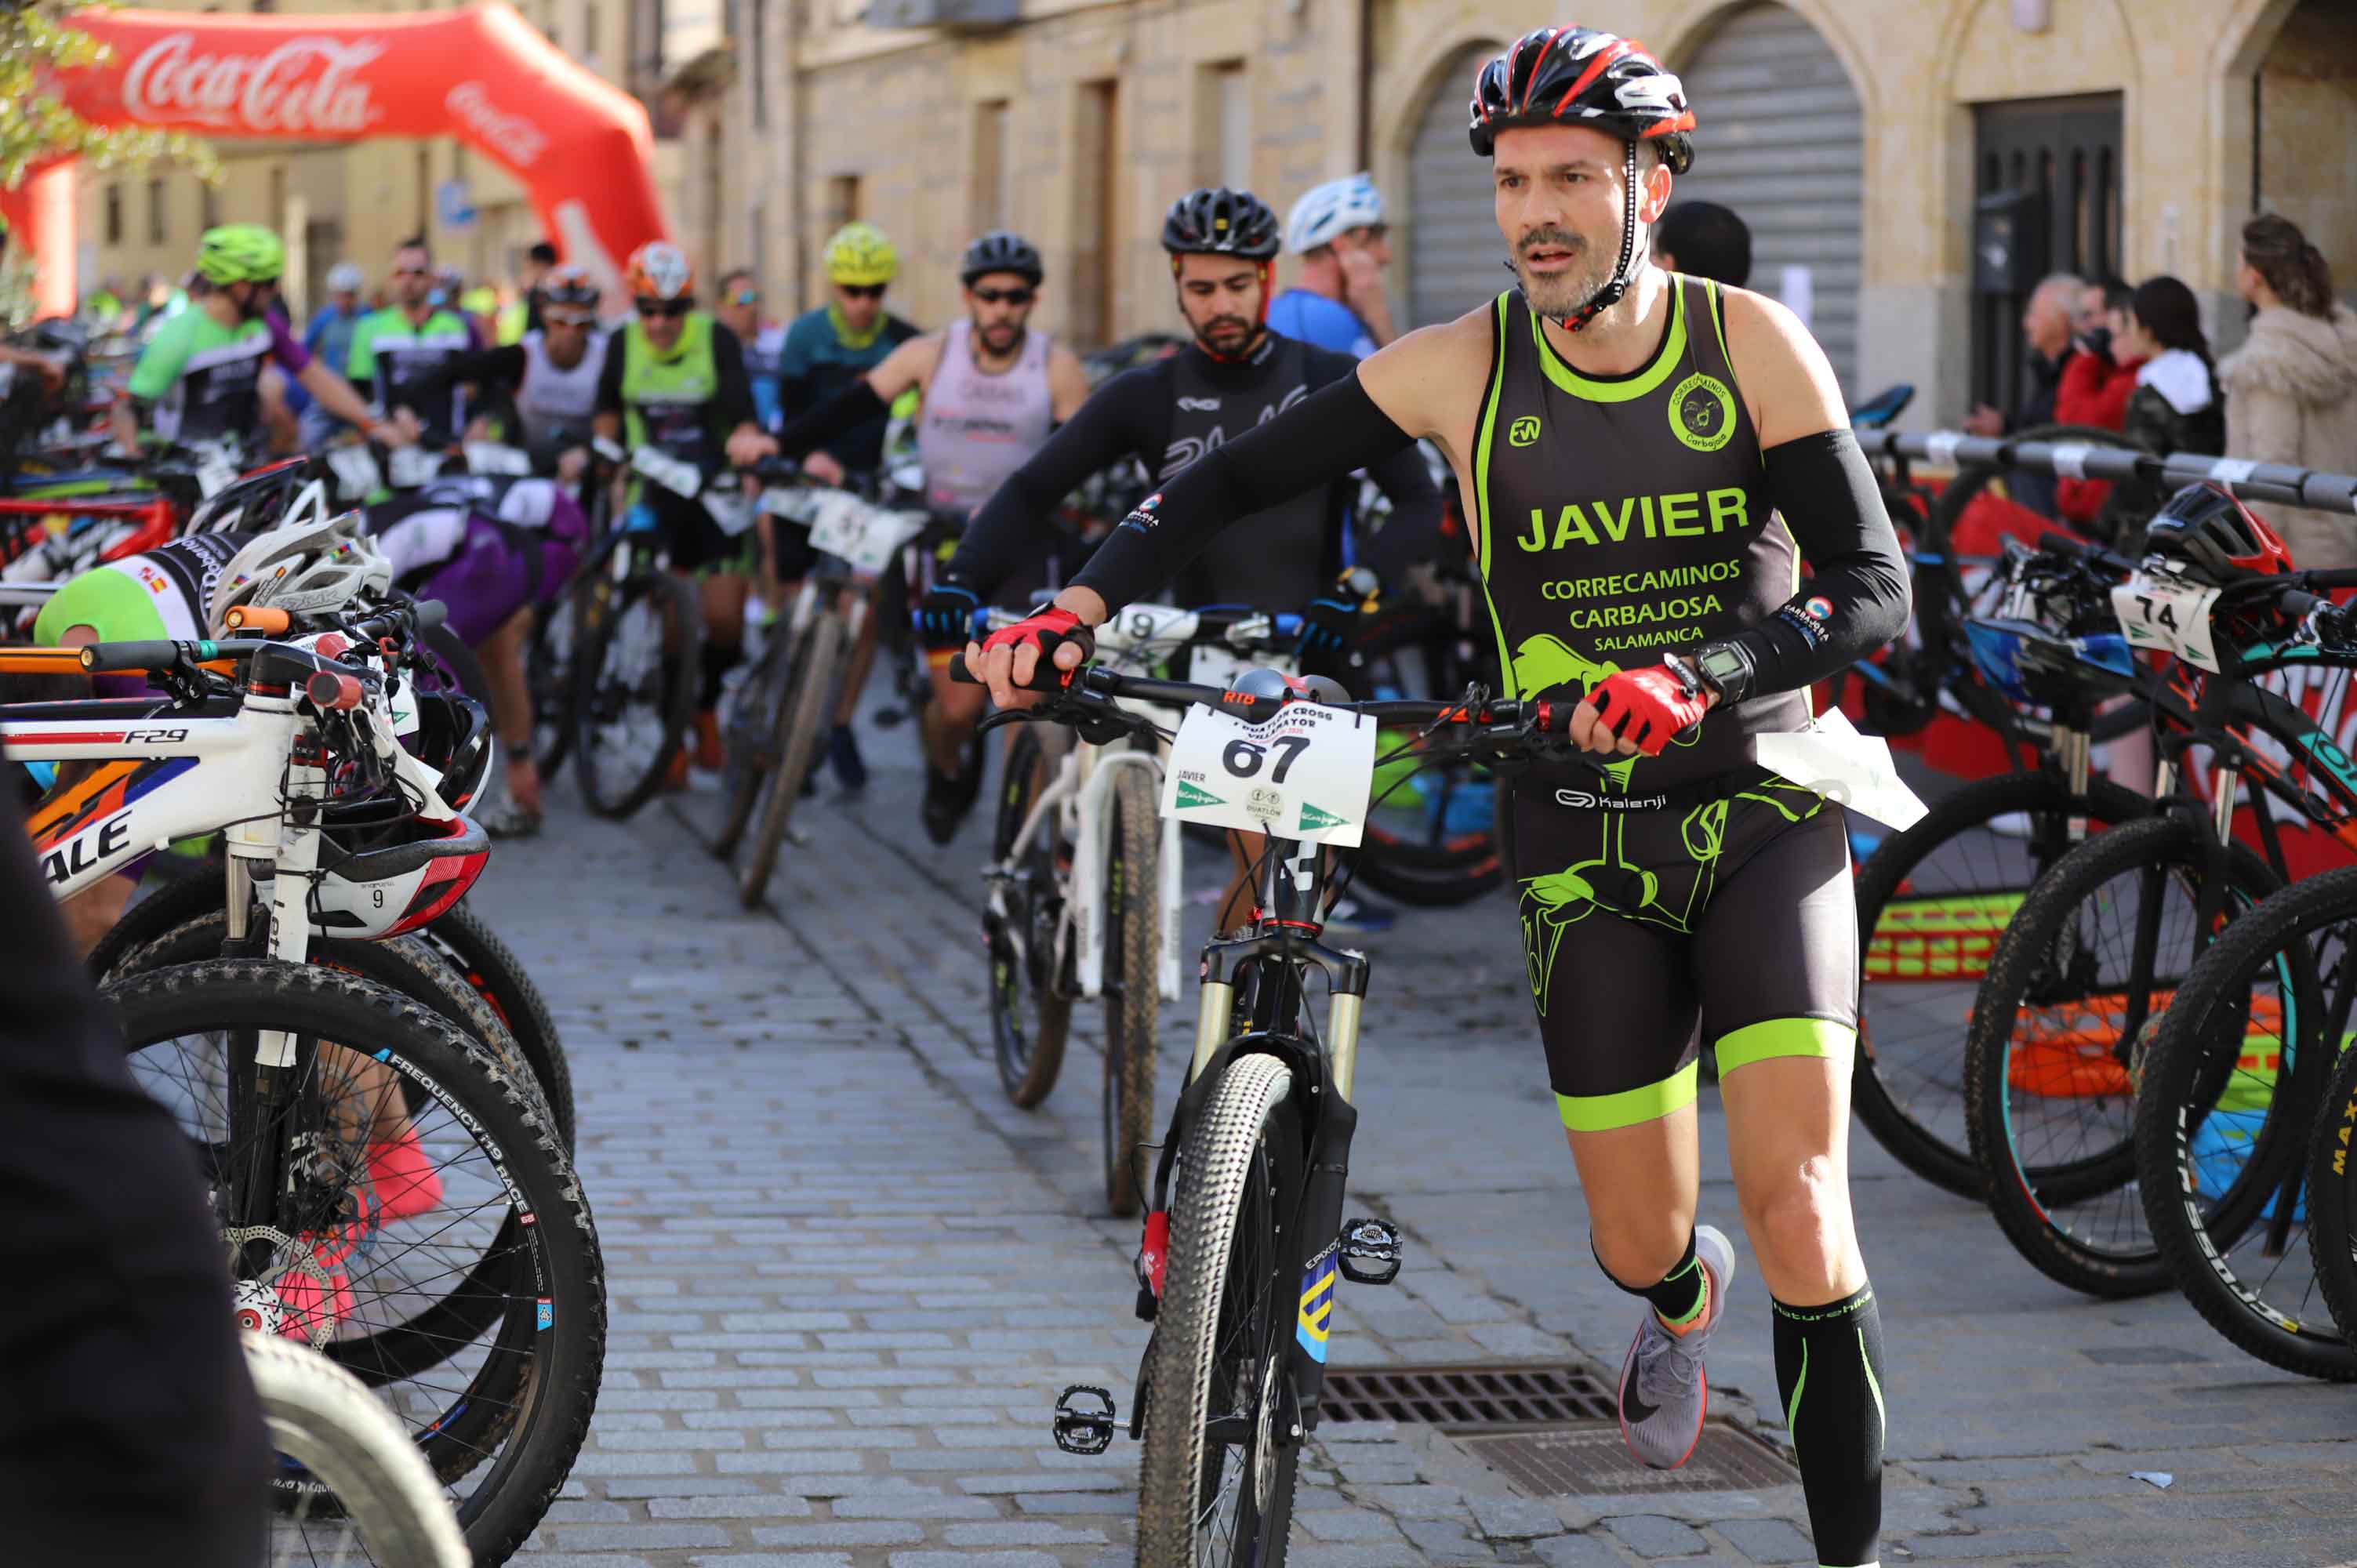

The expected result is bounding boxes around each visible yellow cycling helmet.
[823,222,899,288]
[197,224,285,285]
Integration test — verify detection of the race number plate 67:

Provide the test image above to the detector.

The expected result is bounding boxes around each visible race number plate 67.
[2111,572,2223,672]
[1160,701,1376,848]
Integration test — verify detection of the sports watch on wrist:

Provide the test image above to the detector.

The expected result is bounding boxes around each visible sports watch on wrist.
[1683,641,1755,705]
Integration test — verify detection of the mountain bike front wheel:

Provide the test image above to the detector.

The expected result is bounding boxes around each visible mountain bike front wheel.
[2308,1023,2357,1353]
[739,606,846,910]
[989,727,1072,1107]
[571,570,701,820]
[245,1333,468,1568]
[1102,765,1161,1217]
[1138,1052,1301,1568]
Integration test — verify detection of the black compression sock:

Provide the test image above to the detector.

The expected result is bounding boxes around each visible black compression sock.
[1595,1230,1708,1328]
[699,644,735,712]
[1772,1283,1885,1568]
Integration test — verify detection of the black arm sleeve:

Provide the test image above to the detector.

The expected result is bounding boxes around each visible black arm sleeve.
[1355,440,1444,587]
[708,323,757,434]
[1720,427,1912,699]
[773,380,888,460]
[947,365,1164,601]
[413,343,526,401]
[1072,369,1418,613]
[594,329,627,419]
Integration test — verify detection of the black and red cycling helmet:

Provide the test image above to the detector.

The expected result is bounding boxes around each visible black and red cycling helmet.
[1468,27,1695,172]
[1161,187,1281,261]
[2144,481,2295,579]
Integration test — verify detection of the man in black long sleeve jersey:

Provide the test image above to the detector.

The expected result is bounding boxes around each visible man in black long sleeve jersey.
[964,32,1908,1568]
[927,188,1444,900]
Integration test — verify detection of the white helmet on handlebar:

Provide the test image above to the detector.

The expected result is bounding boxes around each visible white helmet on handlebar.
[208,510,393,635]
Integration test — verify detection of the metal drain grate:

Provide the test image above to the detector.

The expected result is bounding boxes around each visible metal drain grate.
[1320,1364,1617,1428]
[1455,1423,1800,1496]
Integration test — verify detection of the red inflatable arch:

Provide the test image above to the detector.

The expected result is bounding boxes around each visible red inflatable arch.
[10,3,668,318]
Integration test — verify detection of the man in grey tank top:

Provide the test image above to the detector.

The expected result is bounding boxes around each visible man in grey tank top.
[769,230,1091,840]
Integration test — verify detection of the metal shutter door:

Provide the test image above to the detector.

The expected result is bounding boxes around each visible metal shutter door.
[1408,45,1508,330]
[1670,3,1863,395]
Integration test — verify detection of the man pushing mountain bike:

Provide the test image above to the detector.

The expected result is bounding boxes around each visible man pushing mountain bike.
[964,27,1911,1568]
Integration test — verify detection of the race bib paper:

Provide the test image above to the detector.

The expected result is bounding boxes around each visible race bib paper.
[387,444,446,489]
[630,446,703,499]
[1097,604,1200,662]
[1161,701,1376,848]
[463,442,533,477]
[191,443,240,499]
[325,445,381,499]
[1755,707,1928,830]
[2112,571,2223,672]
[703,490,759,537]
[806,492,928,574]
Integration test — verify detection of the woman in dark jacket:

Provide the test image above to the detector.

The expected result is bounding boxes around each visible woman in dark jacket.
[2097,275,2225,543]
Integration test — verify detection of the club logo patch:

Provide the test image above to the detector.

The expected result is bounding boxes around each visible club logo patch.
[1508,415,1542,447]
[1669,372,1736,453]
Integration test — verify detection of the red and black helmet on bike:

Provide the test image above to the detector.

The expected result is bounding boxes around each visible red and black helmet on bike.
[1469,26,1696,332]
[2143,481,2295,579]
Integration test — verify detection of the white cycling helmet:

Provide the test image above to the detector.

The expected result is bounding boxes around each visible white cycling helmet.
[326,260,366,294]
[1284,173,1387,256]
[209,510,393,634]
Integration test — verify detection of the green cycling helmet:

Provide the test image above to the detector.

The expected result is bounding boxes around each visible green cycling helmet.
[823,222,898,288]
[197,223,285,285]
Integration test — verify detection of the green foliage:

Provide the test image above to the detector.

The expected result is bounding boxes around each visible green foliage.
[2,4,217,192]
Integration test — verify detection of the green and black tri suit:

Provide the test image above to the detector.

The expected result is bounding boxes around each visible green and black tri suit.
[1470,274,1855,1131]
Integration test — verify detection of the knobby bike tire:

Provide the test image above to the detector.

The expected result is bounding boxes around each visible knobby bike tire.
[90,879,576,1151]
[104,960,604,1565]
[1963,815,2287,1298]
[1853,771,2156,1198]
[739,608,844,910]
[528,581,590,775]
[414,902,577,1154]
[990,726,1071,1108]
[713,626,799,860]
[243,1334,468,1568]
[571,571,701,820]
[1137,1052,1300,1568]
[2307,1028,2357,1353]
[416,624,490,710]
[1103,766,1161,1217]
[2134,864,2354,1379]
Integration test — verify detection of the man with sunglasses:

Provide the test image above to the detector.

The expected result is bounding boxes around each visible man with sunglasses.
[595,240,780,779]
[770,230,1091,840]
[409,263,610,481]
[347,236,478,478]
[112,224,397,460]
[923,189,1444,928]
[776,223,921,494]
[715,268,788,431]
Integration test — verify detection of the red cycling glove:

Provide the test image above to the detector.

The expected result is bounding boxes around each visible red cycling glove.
[1585,664,1709,756]
[979,607,1095,688]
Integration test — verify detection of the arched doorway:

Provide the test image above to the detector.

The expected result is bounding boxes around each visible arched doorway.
[1672,3,1865,394]
[1406,44,1504,330]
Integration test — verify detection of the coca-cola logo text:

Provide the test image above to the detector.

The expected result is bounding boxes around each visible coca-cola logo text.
[122,32,386,135]
[446,82,549,168]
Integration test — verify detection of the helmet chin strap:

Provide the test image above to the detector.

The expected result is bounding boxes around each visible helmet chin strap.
[1507,140,1641,335]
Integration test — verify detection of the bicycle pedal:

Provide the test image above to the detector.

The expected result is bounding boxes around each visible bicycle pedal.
[1338,1217,1403,1285]
[1052,1385,1117,1454]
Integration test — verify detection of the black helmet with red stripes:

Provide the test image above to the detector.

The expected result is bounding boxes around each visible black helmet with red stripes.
[2144,481,2295,580]
[1468,26,1695,173]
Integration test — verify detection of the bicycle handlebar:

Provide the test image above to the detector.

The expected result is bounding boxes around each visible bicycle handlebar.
[948,652,1578,733]
[77,598,446,677]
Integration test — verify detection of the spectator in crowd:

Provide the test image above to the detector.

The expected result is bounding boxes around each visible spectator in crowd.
[715,268,786,429]
[1269,173,1395,358]
[1964,271,2083,517]
[2052,274,2140,528]
[504,241,559,343]
[295,260,370,445]
[2219,212,2357,567]
[1651,200,1752,288]
[2096,274,2224,543]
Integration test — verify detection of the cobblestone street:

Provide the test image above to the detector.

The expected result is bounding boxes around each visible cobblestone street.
[485,740,2357,1568]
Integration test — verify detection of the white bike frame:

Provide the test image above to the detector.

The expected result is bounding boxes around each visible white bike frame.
[4,645,455,1003]
[986,605,1296,1005]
